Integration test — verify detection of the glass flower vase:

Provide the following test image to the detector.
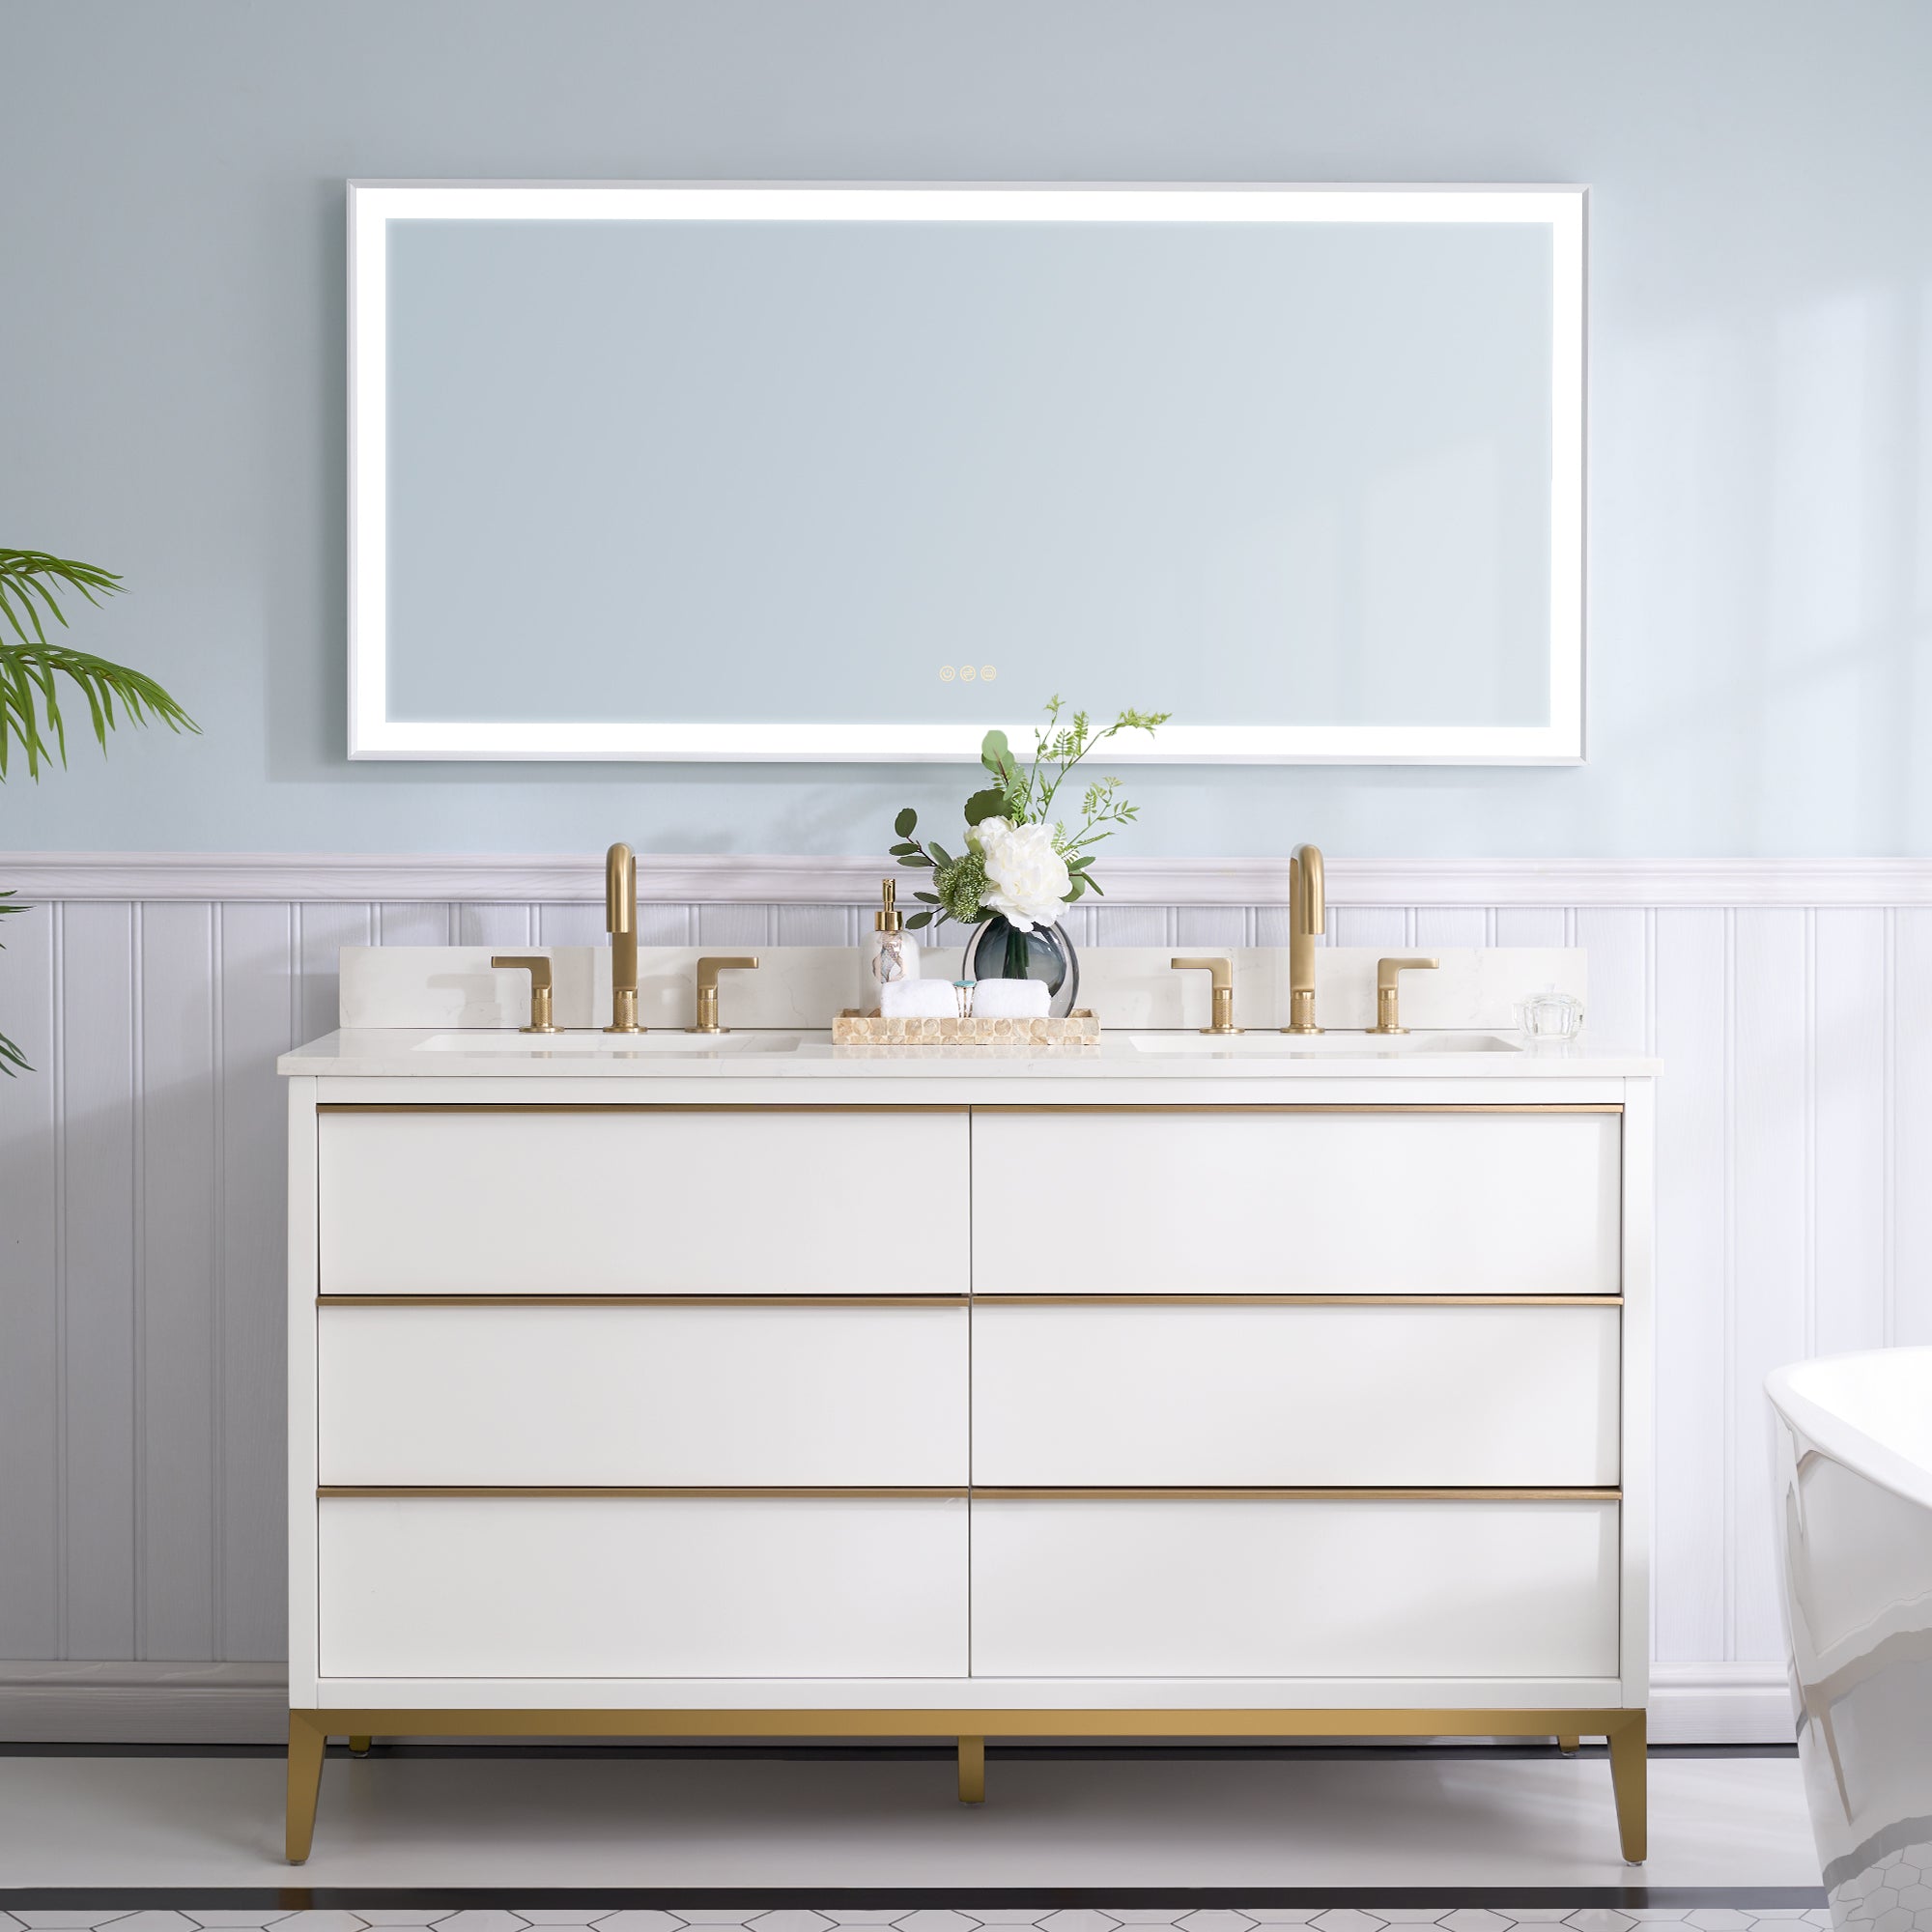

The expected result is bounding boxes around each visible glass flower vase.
[965,914,1081,1018]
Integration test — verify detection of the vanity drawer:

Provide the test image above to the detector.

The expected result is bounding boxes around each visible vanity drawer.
[318,1301,968,1486]
[319,1494,967,1678]
[970,1109,1620,1295]
[318,1107,967,1294]
[972,1301,1619,1487]
[970,1496,1619,1678]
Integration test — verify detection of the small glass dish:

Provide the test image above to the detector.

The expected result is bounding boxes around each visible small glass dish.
[1517,986,1584,1040]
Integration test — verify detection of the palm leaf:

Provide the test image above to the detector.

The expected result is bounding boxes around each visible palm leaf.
[0,552,197,780]
[0,891,27,1075]
[0,553,199,1073]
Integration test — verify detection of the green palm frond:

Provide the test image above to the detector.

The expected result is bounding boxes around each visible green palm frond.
[1,551,201,1075]
[0,891,27,1075]
[0,550,198,779]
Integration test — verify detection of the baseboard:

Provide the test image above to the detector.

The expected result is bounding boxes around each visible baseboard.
[10,850,1932,907]
[1647,1663,1794,1744]
[3,1662,1794,1747]
[0,1662,289,1745]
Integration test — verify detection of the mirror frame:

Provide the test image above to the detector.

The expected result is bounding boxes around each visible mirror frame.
[348,181,1586,764]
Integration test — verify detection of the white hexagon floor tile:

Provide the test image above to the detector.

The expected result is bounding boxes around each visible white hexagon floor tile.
[1038,1912,1124,1932]
[1438,1912,1514,1932]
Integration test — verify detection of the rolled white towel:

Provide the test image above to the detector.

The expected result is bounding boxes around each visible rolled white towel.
[880,977,960,1018]
[969,978,1051,1018]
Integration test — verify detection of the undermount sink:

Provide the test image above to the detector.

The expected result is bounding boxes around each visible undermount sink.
[1128,1030,1524,1057]
[415,1031,808,1056]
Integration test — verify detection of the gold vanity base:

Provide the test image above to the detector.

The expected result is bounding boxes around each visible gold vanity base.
[286,1705,1646,1865]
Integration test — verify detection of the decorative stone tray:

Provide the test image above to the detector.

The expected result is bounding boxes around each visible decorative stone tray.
[833,1009,1101,1045]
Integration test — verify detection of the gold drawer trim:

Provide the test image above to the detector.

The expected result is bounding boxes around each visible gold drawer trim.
[970,1487,1619,1502]
[317,1293,1610,1308]
[318,1102,968,1114]
[319,1102,1618,1115]
[971,1103,1623,1115]
[318,1485,968,1499]
[973,1293,1622,1308]
[318,1485,1614,1503]
[318,1294,968,1309]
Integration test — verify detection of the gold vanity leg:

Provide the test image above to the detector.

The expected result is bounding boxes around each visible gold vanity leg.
[286,1712,327,1865]
[1606,1713,1647,1864]
[957,1735,985,1804]
[348,1735,372,1757]
[1557,1733,1580,1755]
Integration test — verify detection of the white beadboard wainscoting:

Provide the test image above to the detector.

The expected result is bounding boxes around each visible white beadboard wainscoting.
[7,851,1932,1745]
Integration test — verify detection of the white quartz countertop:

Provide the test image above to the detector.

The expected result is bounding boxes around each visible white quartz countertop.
[279,1027,1657,1080]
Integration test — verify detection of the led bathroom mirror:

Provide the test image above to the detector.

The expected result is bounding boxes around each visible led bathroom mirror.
[349,183,1584,763]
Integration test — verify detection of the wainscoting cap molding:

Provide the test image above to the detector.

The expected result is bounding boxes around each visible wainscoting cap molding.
[10,850,1932,907]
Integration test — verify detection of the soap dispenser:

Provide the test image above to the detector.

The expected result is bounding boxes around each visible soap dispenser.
[863,877,920,1006]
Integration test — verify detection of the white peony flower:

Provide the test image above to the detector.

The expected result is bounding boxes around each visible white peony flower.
[977,819,1072,932]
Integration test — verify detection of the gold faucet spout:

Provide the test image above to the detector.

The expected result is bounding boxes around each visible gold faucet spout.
[1294,843,1324,939]
[1284,841,1325,1034]
[604,841,640,1034]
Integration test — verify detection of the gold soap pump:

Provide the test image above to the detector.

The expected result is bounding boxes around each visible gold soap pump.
[863,877,920,1003]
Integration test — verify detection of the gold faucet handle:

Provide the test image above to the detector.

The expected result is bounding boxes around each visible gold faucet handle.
[1369,955,1438,1036]
[690,955,760,1035]
[1171,956,1240,1036]
[490,954,558,1035]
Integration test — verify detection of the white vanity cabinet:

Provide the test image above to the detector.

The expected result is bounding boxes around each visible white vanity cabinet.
[282,1052,1653,1867]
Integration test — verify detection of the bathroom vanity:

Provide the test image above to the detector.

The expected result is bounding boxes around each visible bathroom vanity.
[279,995,1652,1864]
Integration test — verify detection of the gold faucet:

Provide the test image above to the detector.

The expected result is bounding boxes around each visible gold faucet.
[604,842,640,1034]
[490,954,557,1034]
[1369,955,1438,1035]
[690,955,759,1035]
[1172,956,1241,1036]
[1283,841,1325,1035]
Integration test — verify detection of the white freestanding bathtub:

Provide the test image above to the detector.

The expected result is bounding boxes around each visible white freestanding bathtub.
[1769,1348,1932,1928]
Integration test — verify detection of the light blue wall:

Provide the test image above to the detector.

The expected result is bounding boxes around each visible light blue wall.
[3,0,1928,858]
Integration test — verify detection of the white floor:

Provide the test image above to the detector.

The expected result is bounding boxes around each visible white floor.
[0,1750,1819,1890]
